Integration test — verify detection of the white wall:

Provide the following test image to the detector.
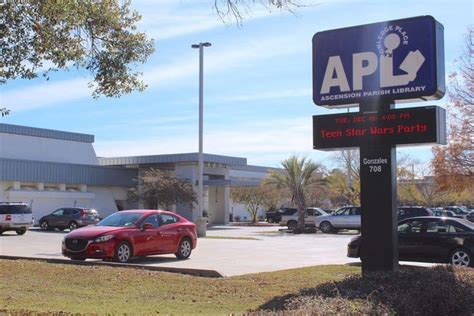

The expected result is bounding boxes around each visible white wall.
[0,182,9,202]
[0,182,127,223]
[5,189,95,224]
[0,133,99,165]
[88,186,122,218]
[208,186,229,224]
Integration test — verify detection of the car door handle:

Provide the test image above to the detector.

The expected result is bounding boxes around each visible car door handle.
[177,228,182,232]
[156,232,162,236]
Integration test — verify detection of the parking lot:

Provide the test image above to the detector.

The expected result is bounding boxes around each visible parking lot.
[0,225,360,276]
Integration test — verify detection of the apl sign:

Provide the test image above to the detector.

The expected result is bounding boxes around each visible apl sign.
[313,16,445,107]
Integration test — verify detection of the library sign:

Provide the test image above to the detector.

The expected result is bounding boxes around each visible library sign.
[311,16,446,273]
[312,16,445,107]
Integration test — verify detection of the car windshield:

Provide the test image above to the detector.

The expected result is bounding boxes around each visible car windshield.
[452,219,474,231]
[97,212,142,227]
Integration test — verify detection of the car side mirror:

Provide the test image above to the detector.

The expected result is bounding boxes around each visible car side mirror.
[142,223,154,231]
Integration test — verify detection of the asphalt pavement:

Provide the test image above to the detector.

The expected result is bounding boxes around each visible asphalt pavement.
[0,225,360,276]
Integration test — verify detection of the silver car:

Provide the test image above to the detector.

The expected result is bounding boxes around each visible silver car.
[281,208,328,230]
[315,206,361,233]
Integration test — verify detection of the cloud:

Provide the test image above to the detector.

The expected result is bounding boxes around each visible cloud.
[94,116,313,157]
[136,2,291,41]
[1,78,90,112]
[3,30,305,112]
[93,115,336,167]
[208,88,312,104]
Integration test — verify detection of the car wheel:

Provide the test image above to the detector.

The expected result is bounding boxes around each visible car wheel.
[287,221,297,231]
[450,248,472,267]
[70,257,86,261]
[115,241,132,263]
[0,230,4,235]
[15,228,27,235]
[175,238,192,260]
[68,221,78,231]
[320,221,334,234]
[267,218,273,223]
[40,221,50,231]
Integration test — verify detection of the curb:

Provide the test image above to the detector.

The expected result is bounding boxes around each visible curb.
[0,255,225,278]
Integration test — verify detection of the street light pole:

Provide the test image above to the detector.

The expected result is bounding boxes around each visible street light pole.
[192,42,211,237]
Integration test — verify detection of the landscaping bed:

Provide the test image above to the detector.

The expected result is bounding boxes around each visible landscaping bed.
[0,260,472,315]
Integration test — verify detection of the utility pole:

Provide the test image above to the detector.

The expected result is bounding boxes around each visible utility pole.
[192,42,211,237]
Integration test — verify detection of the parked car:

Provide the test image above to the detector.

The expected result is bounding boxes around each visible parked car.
[280,207,328,230]
[40,207,100,231]
[266,208,297,223]
[347,216,474,267]
[444,206,472,220]
[432,209,456,218]
[398,206,432,221]
[62,210,197,263]
[0,202,34,235]
[322,208,335,215]
[315,206,361,233]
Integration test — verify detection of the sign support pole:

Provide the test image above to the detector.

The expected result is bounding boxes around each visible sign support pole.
[359,102,398,273]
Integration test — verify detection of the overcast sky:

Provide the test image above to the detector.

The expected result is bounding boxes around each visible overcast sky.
[1,0,472,168]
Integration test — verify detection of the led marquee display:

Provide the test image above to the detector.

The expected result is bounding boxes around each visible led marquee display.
[313,106,446,150]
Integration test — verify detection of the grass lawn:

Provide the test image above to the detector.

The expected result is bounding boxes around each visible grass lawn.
[0,259,358,315]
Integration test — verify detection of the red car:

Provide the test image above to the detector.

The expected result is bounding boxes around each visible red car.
[62,210,197,263]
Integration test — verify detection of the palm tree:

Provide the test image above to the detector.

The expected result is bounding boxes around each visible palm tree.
[265,155,321,233]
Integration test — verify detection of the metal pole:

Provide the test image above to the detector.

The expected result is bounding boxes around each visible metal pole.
[198,44,204,225]
[192,42,210,237]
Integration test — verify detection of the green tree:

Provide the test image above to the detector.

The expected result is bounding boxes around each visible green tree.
[128,168,196,209]
[1,0,154,99]
[265,156,321,233]
[231,186,268,223]
[326,169,360,206]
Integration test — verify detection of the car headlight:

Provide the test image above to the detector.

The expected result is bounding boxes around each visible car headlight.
[94,235,114,243]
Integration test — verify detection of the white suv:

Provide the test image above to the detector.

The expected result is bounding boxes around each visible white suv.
[315,206,361,233]
[0,202,34,235]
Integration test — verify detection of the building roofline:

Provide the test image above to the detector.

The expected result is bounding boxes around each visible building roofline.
[98,153,247,167]
[0,158,135,187]
[230,164,279,173]
[0,123,94,143]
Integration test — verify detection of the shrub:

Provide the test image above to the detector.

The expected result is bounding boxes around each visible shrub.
[251,265,474,315]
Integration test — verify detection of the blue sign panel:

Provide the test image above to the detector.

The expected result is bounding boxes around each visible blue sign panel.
[313,16,445,107]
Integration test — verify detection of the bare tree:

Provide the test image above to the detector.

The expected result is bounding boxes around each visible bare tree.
[432,26,474,191]
[214,0,305,23]
[128,168,196,209]
[403,165,450,207]
[231,186,267,223]
[259,183,289,212]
